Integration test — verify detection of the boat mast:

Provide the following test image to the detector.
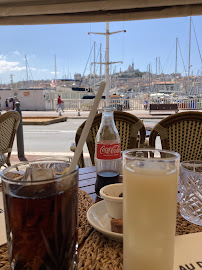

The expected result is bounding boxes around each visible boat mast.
[25,55,29,88]
[10,74,14,89]
[148,64,151,93]
[175,38,178,93]
[100,43,102,82]
[25,55,29,82]
[156,57,157,75]
[55,55,57,93]
[88,22,125,106]
[90,63,92,90]
[94,41,96,93]
[187,16,191,95]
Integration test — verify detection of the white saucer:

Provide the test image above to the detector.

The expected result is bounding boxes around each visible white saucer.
[87,200,123,242]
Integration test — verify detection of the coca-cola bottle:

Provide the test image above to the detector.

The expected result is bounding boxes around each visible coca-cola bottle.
[95,107,121,195]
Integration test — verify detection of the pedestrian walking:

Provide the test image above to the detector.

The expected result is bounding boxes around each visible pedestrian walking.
[5,99,9,111]
[13,96,19,110]
[56,95,64,112]
[144,100,148,110]
[13,99,15,110]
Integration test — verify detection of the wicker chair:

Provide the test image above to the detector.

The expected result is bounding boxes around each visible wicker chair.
[149,111,202,161]
[73,111,146,167]
[0,111,20,168]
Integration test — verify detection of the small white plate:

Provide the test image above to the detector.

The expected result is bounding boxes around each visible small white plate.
[87,200,123,242]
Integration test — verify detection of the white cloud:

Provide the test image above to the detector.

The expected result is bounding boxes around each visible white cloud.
[0,55,6,60]
[0,57,51,80]
[50,71,59,74]
[0,59,25,74]
[13,51,21,57]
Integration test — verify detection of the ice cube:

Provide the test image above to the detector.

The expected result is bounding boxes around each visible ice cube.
[17,168,57,198]
[24,167,32,181]
[31,168,56,181]
[49,162,69,175]
[24,167,56,181]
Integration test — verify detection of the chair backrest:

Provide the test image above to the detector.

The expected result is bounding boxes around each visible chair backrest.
[0,111,20,156]
[149,111,202,161]
[75,111,146,167]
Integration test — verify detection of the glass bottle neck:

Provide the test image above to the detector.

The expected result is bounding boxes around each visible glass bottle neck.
[101,107,114,123]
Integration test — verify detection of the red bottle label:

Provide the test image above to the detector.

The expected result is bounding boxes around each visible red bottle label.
[96,143,121,160]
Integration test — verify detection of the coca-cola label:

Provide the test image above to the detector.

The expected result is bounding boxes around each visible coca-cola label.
[96,143,121,160]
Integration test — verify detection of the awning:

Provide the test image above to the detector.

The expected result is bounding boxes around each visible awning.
[0,0,201,25]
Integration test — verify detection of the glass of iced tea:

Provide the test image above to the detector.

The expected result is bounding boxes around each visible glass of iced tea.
[1,159,78,270]
[123,149,180,270]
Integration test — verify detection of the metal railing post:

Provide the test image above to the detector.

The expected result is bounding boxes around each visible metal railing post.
[15,102,27,161]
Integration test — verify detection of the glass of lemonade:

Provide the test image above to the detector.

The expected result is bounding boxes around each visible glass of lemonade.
[123,149,180,270]
[1,159,78,270]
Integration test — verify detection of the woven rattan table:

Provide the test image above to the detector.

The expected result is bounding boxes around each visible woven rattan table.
[1,166,202,269]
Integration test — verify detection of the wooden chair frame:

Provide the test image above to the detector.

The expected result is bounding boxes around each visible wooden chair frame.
[149,111,202,161]
[0,111,20,167]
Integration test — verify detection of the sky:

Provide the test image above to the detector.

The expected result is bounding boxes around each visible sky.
[0,15,202,84]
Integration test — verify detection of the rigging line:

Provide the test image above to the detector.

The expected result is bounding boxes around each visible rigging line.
[167,54,175,75]
[27,60,34,81]
[177,39,187,74]
[162,41,175,74]
[150,62,152,74]
[82,45,94,79]
[191,19,202,64]
[160,61,167,85]
[95,49,100,75]
[93,43,98,75]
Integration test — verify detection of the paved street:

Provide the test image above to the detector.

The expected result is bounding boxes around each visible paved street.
[3,107,176,163]
[12,119,86,155]
[12,118,161,157]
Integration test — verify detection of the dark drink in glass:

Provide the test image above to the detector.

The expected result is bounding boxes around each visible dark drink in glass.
[95,171,120,195]
[1,160,78,270]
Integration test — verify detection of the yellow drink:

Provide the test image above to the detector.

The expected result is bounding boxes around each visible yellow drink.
[123,161,179,270]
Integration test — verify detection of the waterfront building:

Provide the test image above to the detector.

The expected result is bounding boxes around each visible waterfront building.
[0,88,55,111]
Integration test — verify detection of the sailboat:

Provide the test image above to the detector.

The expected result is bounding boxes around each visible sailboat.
[53,52,95,99]
[88,22,126,105]
[55,23,126,101]
[55,79,95,99]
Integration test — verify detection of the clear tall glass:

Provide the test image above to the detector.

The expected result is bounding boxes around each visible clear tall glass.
[1,159,78,270]
[123,149,180,270]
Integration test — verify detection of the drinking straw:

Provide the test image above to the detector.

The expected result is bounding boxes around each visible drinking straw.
[64,81,106,175]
